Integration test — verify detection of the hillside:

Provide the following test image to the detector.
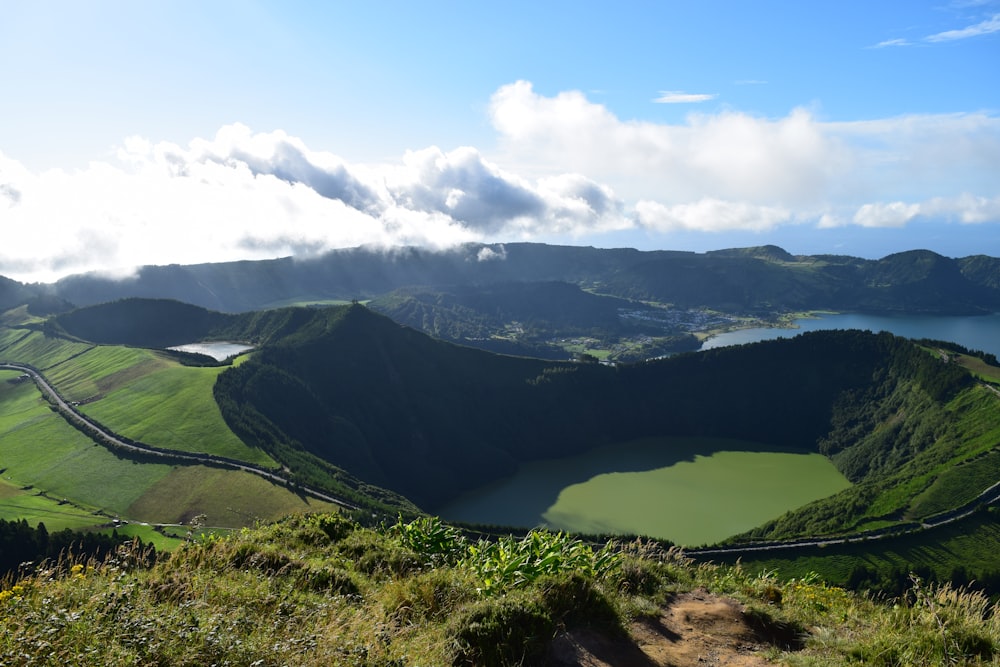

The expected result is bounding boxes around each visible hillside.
[208,302,990,534]
[368,281,701,361]
[4,512,1000,666]
[4,243,997,317]
[11,295,996,542]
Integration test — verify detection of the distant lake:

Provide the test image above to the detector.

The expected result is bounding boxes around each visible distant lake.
[167,342,254,361]
[437,438,850,546]
[702,312,1000,357]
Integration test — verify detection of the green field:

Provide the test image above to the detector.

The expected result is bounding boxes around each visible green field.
[0,330,94,369]
[0,479,109,531]
[3,331,272,466]
[20,343,278,467]
[1,368,337,529]
[440,437,852,546]
[125,466,339,527]
[956,353,1000,384]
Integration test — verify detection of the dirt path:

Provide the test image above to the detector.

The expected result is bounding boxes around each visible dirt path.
[550,589,797,666]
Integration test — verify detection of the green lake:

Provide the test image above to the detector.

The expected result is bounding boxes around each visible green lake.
[437,438,851,546]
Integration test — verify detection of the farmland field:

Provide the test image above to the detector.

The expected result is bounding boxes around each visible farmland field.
[0,478,108,531]
[45,347,277,467]
[0,368,337,529]
[124,466,340,528]
[439,437,851,546]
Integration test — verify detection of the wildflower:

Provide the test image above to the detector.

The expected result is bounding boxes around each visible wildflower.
[0,584,25,603]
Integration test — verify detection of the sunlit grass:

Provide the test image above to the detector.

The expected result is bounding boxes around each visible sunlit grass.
[0,479,107,531]
[125,466,340,528]
[3,514,999,666]
[77,358,276,466]
[0,331,94,369]
[1,368,340,529]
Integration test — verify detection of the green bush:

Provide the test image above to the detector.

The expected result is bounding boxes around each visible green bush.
[447,596,555,667]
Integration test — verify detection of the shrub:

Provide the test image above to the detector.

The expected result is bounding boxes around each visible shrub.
[536,571,621,632]
[388,514,466,565]
[447,596,555,667]
[463,530,620,596]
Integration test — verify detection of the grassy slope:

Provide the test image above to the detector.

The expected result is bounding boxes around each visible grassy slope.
[5,334,275,467]
[0,368,336,529]
[75,353,276,466]
[125,466,338,527]
[4,513,1000,666]
[736,377,999,541]
[0,369,171,523]
[0,478,106,532]
[725,508,1000,592]
[1,330,94,369]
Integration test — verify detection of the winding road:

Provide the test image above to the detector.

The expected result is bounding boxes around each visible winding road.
[1,362,359,511]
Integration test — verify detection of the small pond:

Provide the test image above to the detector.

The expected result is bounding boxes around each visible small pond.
[167,342,254,361]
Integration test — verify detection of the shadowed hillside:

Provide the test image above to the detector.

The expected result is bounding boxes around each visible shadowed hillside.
[211,303,982,527]
[19,243,999,315]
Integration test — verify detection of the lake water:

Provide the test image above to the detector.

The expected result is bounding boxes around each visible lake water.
[167,342,254,361]
[440,312,1000,543]
[437,438,851,546]
[702,312,1000,357]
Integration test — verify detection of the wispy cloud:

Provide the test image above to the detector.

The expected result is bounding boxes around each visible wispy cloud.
[872,38,911,48]
[926,12,1000,41]
[873,11,1000,47]
[653,91,717,104]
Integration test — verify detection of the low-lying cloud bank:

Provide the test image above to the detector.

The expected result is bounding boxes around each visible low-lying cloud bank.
[1,81,997,283]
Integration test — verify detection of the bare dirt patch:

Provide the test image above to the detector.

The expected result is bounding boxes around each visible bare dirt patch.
[549,588,798,666]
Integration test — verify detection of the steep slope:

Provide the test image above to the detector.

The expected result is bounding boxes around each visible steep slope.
[213,304,981,519]
[52,298,238,347]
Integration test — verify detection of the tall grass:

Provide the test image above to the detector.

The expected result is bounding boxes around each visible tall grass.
[2,513,1000,666]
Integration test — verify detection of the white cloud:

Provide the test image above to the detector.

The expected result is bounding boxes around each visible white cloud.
[853,202,922,228]
[872,38,911,48]
[0,124,631,283]
[476,245,507,262]
[847,195,1000,228]
[490,81,1000,210]
[926,12,1000,42]
[491,81,853,206]
[635,199,793,233]
[653,91,717,104]
[1,82,998,283]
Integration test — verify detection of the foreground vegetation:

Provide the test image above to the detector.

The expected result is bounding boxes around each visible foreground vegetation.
[4,513,1000,666]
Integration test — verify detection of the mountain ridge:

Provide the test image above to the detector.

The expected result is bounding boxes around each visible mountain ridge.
[4,243,998,316]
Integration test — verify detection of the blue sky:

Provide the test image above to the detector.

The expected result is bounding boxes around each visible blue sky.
[1,1,998,282]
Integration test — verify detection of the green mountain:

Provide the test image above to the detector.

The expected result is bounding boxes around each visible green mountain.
[7,243,996,316]
[200,302,987,531]
[41,296,998,541]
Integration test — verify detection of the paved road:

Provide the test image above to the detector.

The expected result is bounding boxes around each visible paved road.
[1,362,359,511]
